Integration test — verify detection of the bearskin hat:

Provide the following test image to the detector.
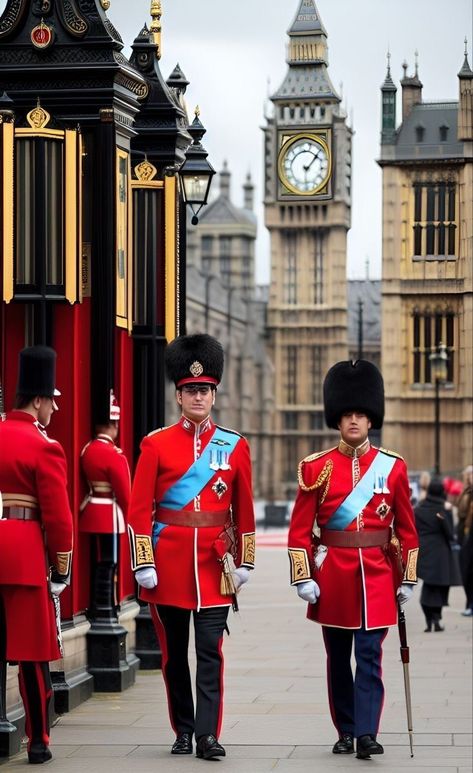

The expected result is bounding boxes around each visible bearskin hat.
[165,334,224,388]
[16,345,60,398]
[323,359,384,430]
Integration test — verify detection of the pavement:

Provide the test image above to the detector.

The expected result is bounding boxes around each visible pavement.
[2,528,472,772]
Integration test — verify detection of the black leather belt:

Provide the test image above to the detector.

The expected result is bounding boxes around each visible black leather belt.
[1,506,40,521]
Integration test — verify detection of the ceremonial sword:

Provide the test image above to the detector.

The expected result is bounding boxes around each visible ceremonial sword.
[398,602,414,757]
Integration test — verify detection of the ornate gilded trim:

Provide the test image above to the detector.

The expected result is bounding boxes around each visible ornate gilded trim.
[128,525,155,570]
[115,73,149,100]
[164,173,177,342]
[1,119,14,303]
[298,456,333,496]
[58,0,88,37]
[378,446,404,460]
[288,547,311,585]
[56,551,72,576]
[0,0,28,40]
[27,103,51,130]
[404,548,418,582]
[65,128,81,303]
[134,160,157,182]
[241,532,255,567]
[115,148,133,331]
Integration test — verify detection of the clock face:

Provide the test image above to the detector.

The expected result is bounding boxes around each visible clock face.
[279,135,330,195]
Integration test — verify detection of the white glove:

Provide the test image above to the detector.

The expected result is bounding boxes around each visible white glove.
[50,582,67,596]
[232,567,250,590]
[135,567,158,589]
[397,584,414,605]
[296,580,320,604]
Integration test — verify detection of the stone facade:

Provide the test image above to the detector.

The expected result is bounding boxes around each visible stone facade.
[378,50,473,475]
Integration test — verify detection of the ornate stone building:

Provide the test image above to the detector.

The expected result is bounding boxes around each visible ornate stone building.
[263,0,352,498]
[378,49,473,474]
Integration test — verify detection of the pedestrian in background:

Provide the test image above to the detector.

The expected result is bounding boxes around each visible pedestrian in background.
[288,360,418,761]
[415,478,455,631]
[0,346,73,764]
[457,466,473,616]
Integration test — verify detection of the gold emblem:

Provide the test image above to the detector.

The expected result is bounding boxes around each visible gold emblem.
[190,361,204,377]
[56,551,72,576]
[376,499,391,520]
[27,103,51,130]
[404,548,418,582]
[134,160,157,181]
[288,547,310,584]
[242,532,255,566]
[135,535,154,565]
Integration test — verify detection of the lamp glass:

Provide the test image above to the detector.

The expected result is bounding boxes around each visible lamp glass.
[182,174,209,204]
[429,347,448,382]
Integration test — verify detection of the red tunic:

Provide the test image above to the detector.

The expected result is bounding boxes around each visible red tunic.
[79,434,131,534]
[128,416,255,610]
[288,442,419,630]
[0,411,73,660]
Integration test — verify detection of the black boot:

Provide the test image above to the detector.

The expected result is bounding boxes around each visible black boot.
[356,735,384,759]
[171,732,193,755]
[332,733,354,754]
[28,743,52,764]
[196,734,226,760]
[422,604,432,632]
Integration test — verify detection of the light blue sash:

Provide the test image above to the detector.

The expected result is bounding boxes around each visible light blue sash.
[160,426,240,510]
[325,451,397,531]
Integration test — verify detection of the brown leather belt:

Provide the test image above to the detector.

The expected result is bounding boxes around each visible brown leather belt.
[320,528,391,548]
[1,506,40,521]
[155,508,230,528]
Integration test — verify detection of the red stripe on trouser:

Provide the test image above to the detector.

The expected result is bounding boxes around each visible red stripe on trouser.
[215,634,225,739]
[322,628,341,735]
[18,662,51,751]
[149,604,176,733]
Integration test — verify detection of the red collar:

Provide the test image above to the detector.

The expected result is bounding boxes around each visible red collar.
[179,415,213,437]
[6,410,37,425]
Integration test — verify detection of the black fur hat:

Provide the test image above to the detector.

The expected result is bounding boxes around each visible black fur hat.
[323,360,384,430]
[165,334,224,388]
[16,345,60,398]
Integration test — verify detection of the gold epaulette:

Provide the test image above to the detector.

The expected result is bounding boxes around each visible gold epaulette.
[297,447,336,492]
[378,446,404,460]
[147,426,168,437]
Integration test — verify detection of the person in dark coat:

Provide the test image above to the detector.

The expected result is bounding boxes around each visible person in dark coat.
[414,479,455,631]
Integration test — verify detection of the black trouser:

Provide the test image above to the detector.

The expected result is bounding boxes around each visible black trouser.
[151,605,229,739]
[89,533,118,620]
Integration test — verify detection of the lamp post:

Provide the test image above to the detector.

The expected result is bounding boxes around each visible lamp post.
[178,107,215,225]
[429,342,448,475]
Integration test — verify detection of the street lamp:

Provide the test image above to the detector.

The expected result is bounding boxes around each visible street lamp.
[429,342,449,475]
[178,107,215,225]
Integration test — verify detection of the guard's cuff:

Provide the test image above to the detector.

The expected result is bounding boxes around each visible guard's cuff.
[128,525,155,571]
[240,532,255,567]
[288,547,311,585]
[55,551,72,579]
[403,548,418,582]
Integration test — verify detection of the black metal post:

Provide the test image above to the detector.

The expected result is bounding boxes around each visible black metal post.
[434,377,440,475]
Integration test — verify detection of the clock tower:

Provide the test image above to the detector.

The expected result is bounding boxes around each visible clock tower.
[263,0,352,498]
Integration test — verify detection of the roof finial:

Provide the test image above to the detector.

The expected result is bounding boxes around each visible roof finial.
[194,105,200,118]
[150,0,162,60]
[386,48,391,77]
[465,37,468,57]
[414,49,419,76]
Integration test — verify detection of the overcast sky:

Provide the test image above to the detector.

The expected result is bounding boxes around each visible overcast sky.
[3,0,470,283]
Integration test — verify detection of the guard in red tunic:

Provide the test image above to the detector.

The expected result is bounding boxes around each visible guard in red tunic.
[128,334,255,761]
[288,360,418,760]
[80,392,130,618]
[0,346,73,764]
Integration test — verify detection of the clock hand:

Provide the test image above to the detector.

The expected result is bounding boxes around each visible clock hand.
[303,151,321,172]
